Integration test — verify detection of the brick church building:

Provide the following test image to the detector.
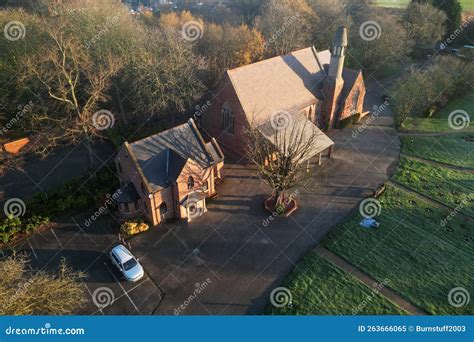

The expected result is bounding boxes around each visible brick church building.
[203,27,366,159]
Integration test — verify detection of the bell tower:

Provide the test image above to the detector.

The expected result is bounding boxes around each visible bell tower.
[322,27,347,131]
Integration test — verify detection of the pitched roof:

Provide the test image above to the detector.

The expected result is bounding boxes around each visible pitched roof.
[227,47,331,125]
[257,111,334,164]
[127,119,224,192]
[116,182,139,204]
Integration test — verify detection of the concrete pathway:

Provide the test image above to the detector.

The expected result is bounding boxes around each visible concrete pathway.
[314,245,427,315]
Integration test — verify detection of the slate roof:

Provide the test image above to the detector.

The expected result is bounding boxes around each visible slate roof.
[257,111,334,164]
[227,47,331,125]
[116,183,139,204]
[126,119,224,193]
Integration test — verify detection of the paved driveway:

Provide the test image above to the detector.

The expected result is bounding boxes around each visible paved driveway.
[127,86,401,315]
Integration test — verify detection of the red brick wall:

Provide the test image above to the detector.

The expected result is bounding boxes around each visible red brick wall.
[322,79,344,131]
[339,73,366,122]
[204,73,250,160]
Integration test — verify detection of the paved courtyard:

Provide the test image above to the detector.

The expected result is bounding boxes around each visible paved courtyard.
[5,84,401,315]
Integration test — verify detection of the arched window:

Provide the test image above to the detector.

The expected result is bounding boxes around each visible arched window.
[222,103,234,134]
[351,89,360,115]
[187,176,194,189]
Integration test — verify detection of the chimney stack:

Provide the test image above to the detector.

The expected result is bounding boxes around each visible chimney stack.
[328,27,347,82]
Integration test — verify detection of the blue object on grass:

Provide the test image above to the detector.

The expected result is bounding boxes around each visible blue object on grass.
[360,218,380,229]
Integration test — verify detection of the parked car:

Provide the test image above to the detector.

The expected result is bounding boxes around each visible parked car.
[109,245,144,282]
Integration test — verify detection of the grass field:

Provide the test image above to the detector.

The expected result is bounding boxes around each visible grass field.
[393,157,474,216]
[375,0,474,11]
[401,134,474,169]
[322,185,474,315]
[266,254,407,315]
[401,91,474,133]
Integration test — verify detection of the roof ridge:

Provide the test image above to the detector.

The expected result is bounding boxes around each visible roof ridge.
[124,142,154,194]
[188,118,212,164]
[227,47,330,74]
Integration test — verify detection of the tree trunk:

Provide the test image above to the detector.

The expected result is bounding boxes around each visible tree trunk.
[84,132,95,173]
[114,82,127,125]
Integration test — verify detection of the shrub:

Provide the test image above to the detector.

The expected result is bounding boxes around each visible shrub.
[120,221,149,237]
[0,217,21,244]
[24,215,50,233]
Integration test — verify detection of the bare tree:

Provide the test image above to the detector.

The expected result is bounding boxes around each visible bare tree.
[246,114,330,213]
[0,253,86,315]
[17,5,123,165]
[258,0,315,57]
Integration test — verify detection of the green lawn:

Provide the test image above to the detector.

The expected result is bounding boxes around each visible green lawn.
[393,157,474,216]
[402,91,474,133]
[266,254,407,315]
[375,0,474,11]
[401,133,474,169]
[322,185,474,315]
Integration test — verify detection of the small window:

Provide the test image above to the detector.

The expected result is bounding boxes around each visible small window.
[117,162,122,174]
[123,203,129,213]
[187,176,194,189]
[222,103,234,134]
[134,201,139,211]
[351,89,360,115]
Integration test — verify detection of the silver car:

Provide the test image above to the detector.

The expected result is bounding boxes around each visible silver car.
[109,245,144,282]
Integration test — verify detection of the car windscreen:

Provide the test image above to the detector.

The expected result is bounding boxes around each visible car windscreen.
[123,258,138,271]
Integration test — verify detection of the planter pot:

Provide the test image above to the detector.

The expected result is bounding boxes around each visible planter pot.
[264,195,298,217]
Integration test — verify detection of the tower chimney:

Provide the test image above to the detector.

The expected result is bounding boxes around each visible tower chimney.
[328,27,347,82]
[321,27,348,131]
